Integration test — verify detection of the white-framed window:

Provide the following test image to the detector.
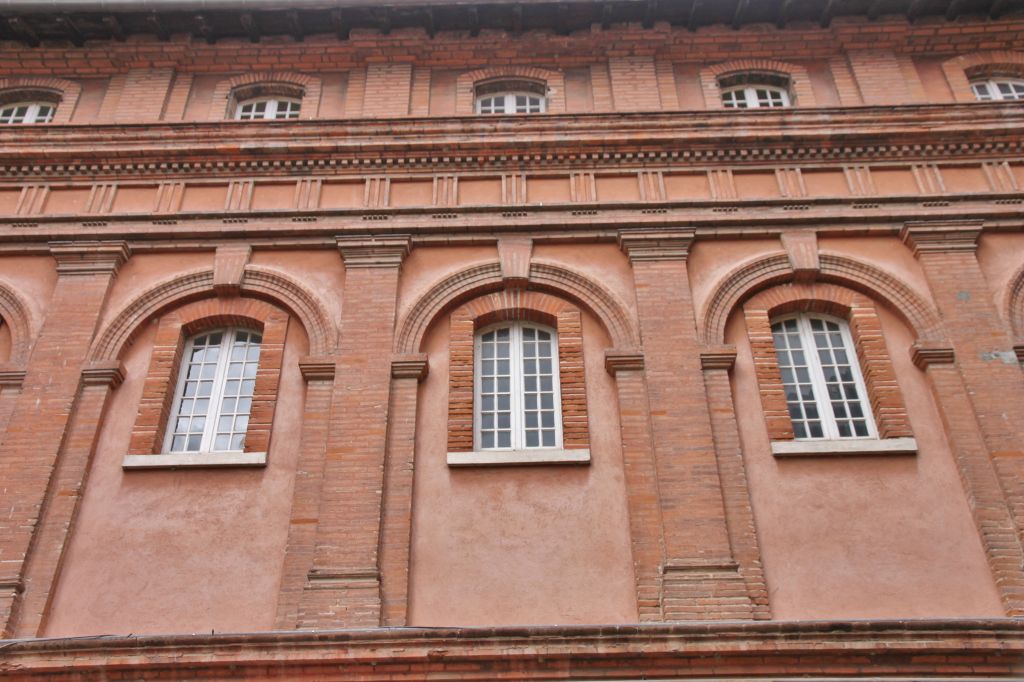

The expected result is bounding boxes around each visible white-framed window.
[0,101,55,124]
[234,97,301,120]
[971,78,1024,101]
[475,322,562,450]
[721,85,790,109]
[164,328,262,453]
[770,314,875,440]
[476,92,546,115]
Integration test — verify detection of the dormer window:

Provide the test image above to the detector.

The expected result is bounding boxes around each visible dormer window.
[475,78,547,115]
[0,101,55,124]
[719,72,792,109]
[971,78,1024,101]
[234,97,301,121]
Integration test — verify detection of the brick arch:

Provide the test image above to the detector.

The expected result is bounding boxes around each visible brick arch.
[942,51,1024,103]
[0,278,34,364]
[447,289,589,453]
[741,281,913,442]
[1001,259,1024,341]
[89,266,335,362]
[0,76,81,124]
[700,251,944,346]
[208,71,322,121]
[456,66,566,114]
[700,59,815,109]
[394,260,639,354]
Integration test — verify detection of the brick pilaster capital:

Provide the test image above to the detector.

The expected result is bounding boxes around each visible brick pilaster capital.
[50,240,131,277]
[700,346,737,371]
[80,361,126,388]
[298,356,336,382]
[900,220,982,257]
[605,348,645,375]
[618,228,695,263]
[391,354,429,381]
[911,342,956,369]
[336,234,411,268]
[0,364,26,388]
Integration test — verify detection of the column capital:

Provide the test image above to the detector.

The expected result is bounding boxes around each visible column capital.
[49,240,130,277]
[900,220,982,257]
[700,346,738,371]
[605,348,645,375]
[298,356,336,382]
[619,228,695,263]
[391,354,429,381]
[0,366,26,388]
[80,361,126,388]
[911,342,956,369]
[336,234,411,268]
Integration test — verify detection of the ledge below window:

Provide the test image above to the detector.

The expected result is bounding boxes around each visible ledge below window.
[770,437,917,458]
[122,452,268,470]
[447,448,591,467]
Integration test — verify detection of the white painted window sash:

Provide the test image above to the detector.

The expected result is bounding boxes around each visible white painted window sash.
[475,92,546,114]
[971,78,1024,102]
[722,85,790,108]
[234,97,301,120]
[0,102,55,124]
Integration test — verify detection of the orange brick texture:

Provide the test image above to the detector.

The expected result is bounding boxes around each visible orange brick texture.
[743,283,913,442]
[446,289,589,453]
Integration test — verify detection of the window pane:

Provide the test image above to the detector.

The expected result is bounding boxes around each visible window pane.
[212,330,262,451]
[771,319,823,440]
[808,317,871,440]
[520,326,557,450]
[478,327,513,449]
[167,332,226,452]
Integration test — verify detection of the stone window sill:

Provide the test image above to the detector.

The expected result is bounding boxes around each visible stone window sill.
[770,437,917,457]
[447,448,590,467]
[122,451,268,470]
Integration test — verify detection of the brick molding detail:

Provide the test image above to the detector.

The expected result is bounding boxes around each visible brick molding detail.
[298,357,336,382]
[213,244,252,296]
[390,354,428,381]
[605,349,645,374]
[0,367,26,387]
[455,66,566,115]
[337,234,411,268]
[79,361,125,388]
[208,71,322,121]
[901,220,983,256]
[0,76,81,124]
[779,230,819,282]
[700,59,816,109]
[0,281,34,364]
[49,240,130,277]
[497,237,532,288]
[619,228,694,262]
[941,50,1024,103]
[911,342,957,369]
[661,559,753,621]
[699,346,737,371]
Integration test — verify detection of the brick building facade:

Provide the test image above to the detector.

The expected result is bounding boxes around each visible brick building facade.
[0,0,1023,678]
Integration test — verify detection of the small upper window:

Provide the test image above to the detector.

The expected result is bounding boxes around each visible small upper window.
[474,78,547,115]
[164,328,262,453]
[0,101,55,124]
[971,79,1024,101]
[721,85,790,109]
[476,323,562,450]
[771,314,875,440]
[235,97,301,120]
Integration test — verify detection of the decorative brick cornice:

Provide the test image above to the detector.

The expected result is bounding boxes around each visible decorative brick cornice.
[49,240,130,276]
[391,354,428,381]
[699,346,738,371]
[619,228,695,262]
[336,234,410,268]
[900,220,983,257]
[911,342,956,369]
[605,349,645,375]
[298,357,336,382]
[80,361,125,388]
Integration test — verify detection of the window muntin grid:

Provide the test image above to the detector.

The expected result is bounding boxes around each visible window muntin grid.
[164,328,262,453]
[475,92,546,114]
[971,79,1024,102]
[475,323,562,450]
[771,315,875,440]
[721,85,790,109]
[0,102,55,124]
[235,97,301,120]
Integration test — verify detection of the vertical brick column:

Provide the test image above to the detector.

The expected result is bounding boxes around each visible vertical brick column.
[619,228,755,621]
[902,221,1024,616]
[0,241,129,636]
[15,362,125,637]
[700,348,771,620]
[297,235,409,628]
[275,357,336,629]
[379,354,427,626]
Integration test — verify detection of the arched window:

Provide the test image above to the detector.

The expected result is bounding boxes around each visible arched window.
[719,73,792,109]
[970,78,1024,101]
[770,314,875,440]
[0,100,55,124]
[475,322,562,449]
[234,96,301,120]
[164,328,262,453]
[475,78,547,115]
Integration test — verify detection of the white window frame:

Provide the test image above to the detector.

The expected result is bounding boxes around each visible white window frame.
[0,101,56,124]
[771,313,877,441]
[475,92,547,115]
[162,327,261,454]
[233,96,301,120]
[473,321,563,451]
[721,85,791,109]
[970,78,1024,102]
